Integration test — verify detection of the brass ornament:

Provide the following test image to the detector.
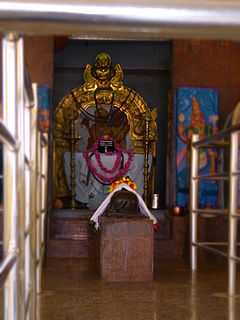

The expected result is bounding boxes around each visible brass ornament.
[53,52,157,200]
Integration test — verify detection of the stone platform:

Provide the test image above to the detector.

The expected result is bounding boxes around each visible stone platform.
[47,208,188,260]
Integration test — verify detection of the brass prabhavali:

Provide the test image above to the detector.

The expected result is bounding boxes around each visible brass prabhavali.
[54,52,157,201]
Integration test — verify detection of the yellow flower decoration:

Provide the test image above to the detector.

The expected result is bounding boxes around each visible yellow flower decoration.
[109,177,137,193]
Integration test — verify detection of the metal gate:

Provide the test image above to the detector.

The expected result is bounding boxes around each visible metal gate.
[190,128,240,297]
[0,34,48,320]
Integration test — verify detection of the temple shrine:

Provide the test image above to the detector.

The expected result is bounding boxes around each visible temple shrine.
[46,41,226,268]
[1,29,240,319]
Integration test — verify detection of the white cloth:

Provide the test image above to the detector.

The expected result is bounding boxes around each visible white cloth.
[64,152,152,210]
[90,183,157,229]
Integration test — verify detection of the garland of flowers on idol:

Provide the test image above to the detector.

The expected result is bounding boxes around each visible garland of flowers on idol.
[95,148,122,174]
[83,139,134,185]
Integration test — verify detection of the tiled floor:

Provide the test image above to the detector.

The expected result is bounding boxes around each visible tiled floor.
[39,258,240,320]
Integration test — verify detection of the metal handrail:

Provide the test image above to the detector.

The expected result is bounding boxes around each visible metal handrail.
[0,253,17,287]
[192,242,229,258]
[41,133,48,147]
[193,173,228,180]
[198,141,230,148]
[1,35,49,320]
[193,123,240,148]
[192,208,228,214]
[0,120,18,151]
[190,128,240,297]
[2,1,240,40]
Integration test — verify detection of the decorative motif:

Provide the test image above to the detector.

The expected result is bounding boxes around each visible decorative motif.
[38,85,51,132]
[175,87,219,208]
[55,52,157,150]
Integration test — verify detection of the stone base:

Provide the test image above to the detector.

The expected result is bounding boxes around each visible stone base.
[99,217,153,282]
[47,209,92,258]
[47,209,188,261]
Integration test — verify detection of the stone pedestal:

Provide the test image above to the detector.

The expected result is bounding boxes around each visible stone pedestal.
[100,217,153,282]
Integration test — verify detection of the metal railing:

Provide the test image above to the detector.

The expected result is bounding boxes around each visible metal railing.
[0,33,48,320]
[190,125,240,296]
[2,1,240,41]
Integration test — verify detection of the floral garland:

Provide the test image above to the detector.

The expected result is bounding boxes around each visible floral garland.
[95,149,122,174]
[84,138,134,185]
[108,177,137,193]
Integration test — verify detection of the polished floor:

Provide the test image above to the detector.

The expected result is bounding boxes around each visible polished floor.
[39,258,240,320]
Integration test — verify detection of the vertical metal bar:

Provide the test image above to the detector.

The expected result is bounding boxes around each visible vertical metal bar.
[36,132,49,295]
[30,83,38,319]
[70,118,76,209]
[16,34,26,320]
[228,131,238,296]
[190,134,199,271]
[219,148,225,209]
[143,112,150,203]
[2,33,18,319]
[2,32,25,320]
[24,99,31,315]
[44,140,48,201]
[36,131,42,294]
[40,140,46,259]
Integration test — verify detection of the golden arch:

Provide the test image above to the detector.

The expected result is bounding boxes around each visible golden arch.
[53,53,157,200]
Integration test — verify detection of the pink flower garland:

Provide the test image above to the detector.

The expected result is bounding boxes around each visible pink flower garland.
[95,150,122,174]
[83,139,134,185]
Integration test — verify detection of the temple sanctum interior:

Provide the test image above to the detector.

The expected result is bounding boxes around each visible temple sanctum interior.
[1,35,240,319]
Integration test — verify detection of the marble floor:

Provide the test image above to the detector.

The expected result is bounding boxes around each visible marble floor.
[39,258,240,320]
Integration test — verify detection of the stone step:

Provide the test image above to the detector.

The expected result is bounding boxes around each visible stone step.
[47,239,91,258]
[49,209,92,240]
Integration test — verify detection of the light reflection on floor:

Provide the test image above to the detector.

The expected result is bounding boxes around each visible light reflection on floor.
[39,258,240,320]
